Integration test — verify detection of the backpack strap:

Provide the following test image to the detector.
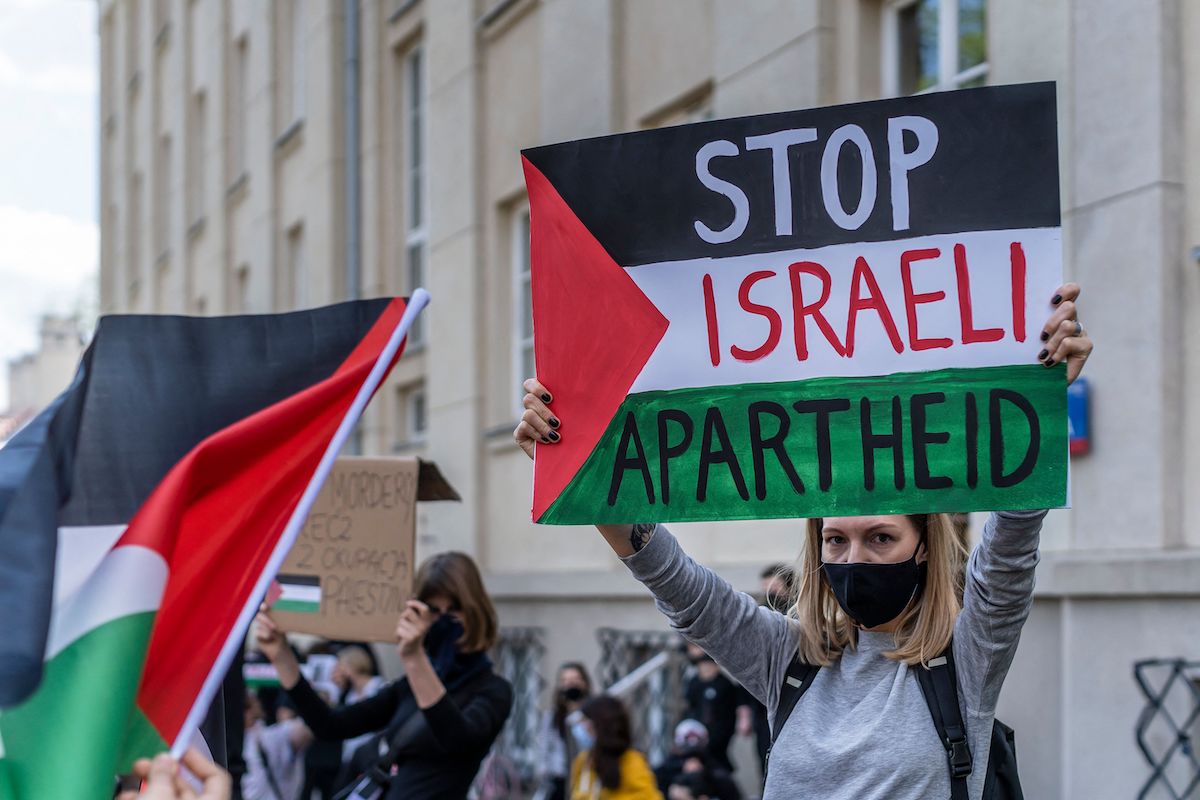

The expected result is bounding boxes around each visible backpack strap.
[765,651,820,776]
[915,645,971,800]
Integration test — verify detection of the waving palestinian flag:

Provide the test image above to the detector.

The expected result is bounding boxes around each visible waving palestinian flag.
[0,295,425,799]
[522,83,1067,525]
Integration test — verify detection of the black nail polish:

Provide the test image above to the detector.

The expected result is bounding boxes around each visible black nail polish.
[1038,349,1049,360]
[1052,294,1063,305]
[1043,358,1055,367]
[548,430,560,442]
[1040,331,1049,342]
[541,393,552,403]
[541,436,550,444]
[549,417,560,428]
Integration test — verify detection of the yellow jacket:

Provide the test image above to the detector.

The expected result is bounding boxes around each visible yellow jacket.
[569,749,663,800]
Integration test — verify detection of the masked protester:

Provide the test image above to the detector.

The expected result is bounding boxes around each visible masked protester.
[254,552,513,800]
[537,662,595,800]
[570,695,662,800]
[515,286,1093,800]
[653,721,741,800]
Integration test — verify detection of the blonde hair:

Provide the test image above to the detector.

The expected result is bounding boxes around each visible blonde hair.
[336,645,375,678]
[793,513,968,667]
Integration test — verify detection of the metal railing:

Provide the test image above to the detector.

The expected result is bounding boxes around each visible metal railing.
[1135,658,1200,799]
[597,627,688,767]
[475,626,547,800]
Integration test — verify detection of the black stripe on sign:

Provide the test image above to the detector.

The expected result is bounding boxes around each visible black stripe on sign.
[277,574,321,588]
[522,82,1060,266]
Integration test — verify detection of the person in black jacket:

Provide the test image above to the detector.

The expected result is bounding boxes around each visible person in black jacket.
[254,551,513,800]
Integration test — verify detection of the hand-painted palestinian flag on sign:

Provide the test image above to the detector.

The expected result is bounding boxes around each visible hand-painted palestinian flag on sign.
[522,82,1067,525]
[0,296,424,799]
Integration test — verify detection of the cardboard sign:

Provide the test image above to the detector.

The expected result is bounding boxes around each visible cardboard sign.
[271,457,459,641]
[521,82,1067,524]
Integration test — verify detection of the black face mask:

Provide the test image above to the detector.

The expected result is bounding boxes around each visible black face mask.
[561,686,586,703]
[424,615,464,675]
[821,548,927,629]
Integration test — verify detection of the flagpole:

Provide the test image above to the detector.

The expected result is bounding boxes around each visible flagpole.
[172,290,431,758]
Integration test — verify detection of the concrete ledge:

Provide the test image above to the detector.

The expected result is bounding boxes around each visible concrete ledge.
[1034,549,1200,598]
[485,550,1200,601]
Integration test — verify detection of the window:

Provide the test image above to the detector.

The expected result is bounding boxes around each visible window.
[188,92,206,224]
[408,388,428,440]
[154,135,171,258]
[402,46,427,347]
[154,0,170,38]
[394,383,428,447]
[286,224,306,309]
[234,264,250,313]
[276,0,305,128]
[883,0,987,96]
[127,0,141,82]
[512,209,533,415]
[129,172,143,287]
[229,37,248,181]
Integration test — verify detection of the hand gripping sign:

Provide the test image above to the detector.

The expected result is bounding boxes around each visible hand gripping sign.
[522,82,1067,525]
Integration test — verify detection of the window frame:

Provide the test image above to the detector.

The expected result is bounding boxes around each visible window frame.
[402,44,428,349]
[510,207,533,420]
[882,0,988,97]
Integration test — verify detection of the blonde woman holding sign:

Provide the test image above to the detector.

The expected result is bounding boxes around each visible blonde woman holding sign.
[514,286,1092,800]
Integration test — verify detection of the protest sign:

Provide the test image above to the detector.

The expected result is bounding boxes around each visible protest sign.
[521,82,1066,524]
[271,457,459,641]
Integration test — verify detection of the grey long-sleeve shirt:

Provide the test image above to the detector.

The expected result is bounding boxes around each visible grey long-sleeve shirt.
[621,510,1046,800]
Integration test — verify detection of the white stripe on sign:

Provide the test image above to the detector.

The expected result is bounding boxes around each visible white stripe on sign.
[626,226,1061,393]
[279,583,322,603]
[46,545,168,660]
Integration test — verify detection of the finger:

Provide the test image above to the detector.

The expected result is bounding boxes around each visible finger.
[1050,283,1081,307]
[522,408,558,443]
[514,419,547,450]
[1040,315,1082,367]
[406,599,431,615]
[514,431,536,461]
[131,758,154,780]
[522,378,553,404]
[182,748,232,800]
[1056,335,1094,384]
[522,392,560,429]
[254,613,279,640]
[181,747,221,779]
[175,772,200,800]
[144,753,177,791]
[1038,298,1077,348]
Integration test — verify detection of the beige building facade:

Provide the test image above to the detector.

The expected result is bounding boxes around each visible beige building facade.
[3,315,87,423]
[99,0,1200,795]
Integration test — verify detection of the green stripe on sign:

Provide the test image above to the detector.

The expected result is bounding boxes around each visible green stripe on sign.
[274,598,320,614]
[541,364,1067,524]
[0,611,165,800]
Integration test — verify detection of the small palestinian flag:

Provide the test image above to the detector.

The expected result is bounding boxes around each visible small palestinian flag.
[521,83,1068,525]
[273,575,322,614]
[0,294,426,799]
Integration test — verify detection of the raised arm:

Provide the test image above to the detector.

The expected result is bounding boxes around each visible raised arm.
[514,378,796,705]
[619,523,795,707]
[953,283,1091,714]
[952,509,1046,716]
[254,609,399,740]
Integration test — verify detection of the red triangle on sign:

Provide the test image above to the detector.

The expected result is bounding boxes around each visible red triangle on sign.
[522,157,669,522]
